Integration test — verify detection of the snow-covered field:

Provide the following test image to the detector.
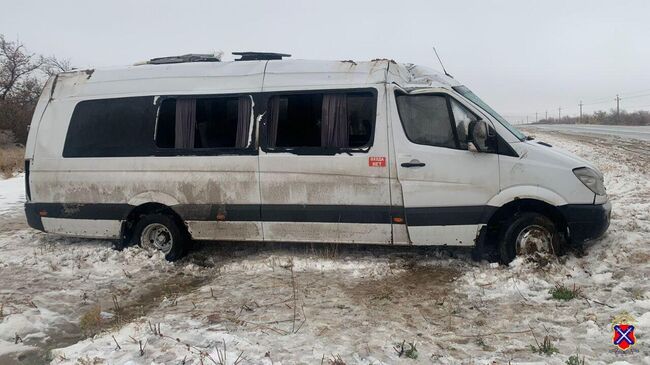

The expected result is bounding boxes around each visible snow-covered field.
[0,174,24,215]
[530,124,650,142]
[0,131,648,364]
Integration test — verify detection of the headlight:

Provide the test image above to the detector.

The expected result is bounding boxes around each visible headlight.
[573,167,606,195]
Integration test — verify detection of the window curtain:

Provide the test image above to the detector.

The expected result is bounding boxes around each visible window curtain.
[174,99,196,149]
[321,94,349,148]
[236,96,252,148]
[267,96,280,147]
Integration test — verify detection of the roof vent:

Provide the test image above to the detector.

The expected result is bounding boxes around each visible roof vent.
[144,53,222,65]
[233,52,291,61]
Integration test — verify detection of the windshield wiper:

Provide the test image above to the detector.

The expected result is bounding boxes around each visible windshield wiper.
[525,135,535,141]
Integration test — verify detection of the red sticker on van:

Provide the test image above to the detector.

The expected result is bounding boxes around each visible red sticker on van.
[369,156,386,167]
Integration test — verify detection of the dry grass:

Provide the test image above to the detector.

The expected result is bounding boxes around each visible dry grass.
[0,145,24,178]
[79,305,102,337]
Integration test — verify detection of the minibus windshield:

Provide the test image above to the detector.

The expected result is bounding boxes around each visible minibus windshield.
[453,85,526,141]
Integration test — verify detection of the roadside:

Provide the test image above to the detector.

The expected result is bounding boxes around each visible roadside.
[528,124,650,142]
[0,144,23,179]
[0,129,24,179]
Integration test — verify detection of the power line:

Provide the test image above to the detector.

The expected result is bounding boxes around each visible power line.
[620,88,650,98]
[621,92,650,100]
[518,91,650,122]
[580,88,650,105]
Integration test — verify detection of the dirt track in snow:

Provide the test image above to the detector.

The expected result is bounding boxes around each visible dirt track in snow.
[0,130,649,364]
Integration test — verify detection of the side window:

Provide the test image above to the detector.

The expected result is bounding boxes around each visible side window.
[395,94,456,149]
[270,94,322,148]
[63,96,156,157]
[450,99,478,150]
[347,93,375,147]
[266,91,375,150]
[155,95,252,149]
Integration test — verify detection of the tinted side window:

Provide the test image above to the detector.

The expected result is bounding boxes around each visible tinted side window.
[63,97,156,157]
[267,91,375,150]
[347,93,375,148]
[396,95,455,149]
[274,94,322,148]
[156,96,251,149]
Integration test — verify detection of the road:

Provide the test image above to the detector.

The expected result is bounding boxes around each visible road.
[525,123,650,141]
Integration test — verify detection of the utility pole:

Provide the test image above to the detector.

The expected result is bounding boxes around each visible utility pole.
[616,94,621,123]
[545,110,548,120]
[526,115,529,124]
[579,101,583,124]
[558,107,562,123]
[535,112,538,123]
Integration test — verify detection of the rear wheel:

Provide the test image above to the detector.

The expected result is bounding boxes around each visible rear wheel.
[132,214,188,261]
[498,212,562,264]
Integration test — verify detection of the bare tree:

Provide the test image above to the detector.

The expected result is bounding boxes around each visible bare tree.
[42,55,73,77]
[0,35,44,100]
[0,34,72,144]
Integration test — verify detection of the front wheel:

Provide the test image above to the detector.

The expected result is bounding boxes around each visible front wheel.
[498,212,563,264]
[132,214,188,261]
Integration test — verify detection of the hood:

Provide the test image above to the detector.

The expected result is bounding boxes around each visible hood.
[519,139,599,172]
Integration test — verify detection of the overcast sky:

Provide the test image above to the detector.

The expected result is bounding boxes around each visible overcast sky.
[2,0,649,124]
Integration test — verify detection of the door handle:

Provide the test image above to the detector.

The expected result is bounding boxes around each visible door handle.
[401,159,426,168]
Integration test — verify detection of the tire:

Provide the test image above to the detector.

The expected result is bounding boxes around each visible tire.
[132,214,188,261]
[498,212,562,264]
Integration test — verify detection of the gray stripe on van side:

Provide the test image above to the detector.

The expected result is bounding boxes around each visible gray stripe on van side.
[25,202,496,227]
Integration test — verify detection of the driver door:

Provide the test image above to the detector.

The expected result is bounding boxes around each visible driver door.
[389,89,499,245]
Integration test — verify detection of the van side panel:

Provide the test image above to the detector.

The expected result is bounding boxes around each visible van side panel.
[41,218,122,239]
[28,63,267,240]
[257,86,393,244]
[30,157,262,240]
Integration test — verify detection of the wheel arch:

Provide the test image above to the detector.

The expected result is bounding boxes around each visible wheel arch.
[121,202,187,244]
[127,191,180,207]
[483,198,568,250]
[486,185,568,208]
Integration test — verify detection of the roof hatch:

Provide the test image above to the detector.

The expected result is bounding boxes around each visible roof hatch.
[233,52,291,61]
[143,53,222,65]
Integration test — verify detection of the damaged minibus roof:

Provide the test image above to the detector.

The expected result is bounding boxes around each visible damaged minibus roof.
[51,59,461,99]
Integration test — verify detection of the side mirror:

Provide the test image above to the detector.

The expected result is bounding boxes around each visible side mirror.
[468,120,497,153]
[468,120,487,152]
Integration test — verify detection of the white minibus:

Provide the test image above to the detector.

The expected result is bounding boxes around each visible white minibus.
[24,53,610,263]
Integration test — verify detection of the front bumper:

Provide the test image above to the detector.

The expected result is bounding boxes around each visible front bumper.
[559,201,611,244]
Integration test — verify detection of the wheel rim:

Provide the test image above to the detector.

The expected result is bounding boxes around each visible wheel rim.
[515,224,553,255]
[140,223,173,254]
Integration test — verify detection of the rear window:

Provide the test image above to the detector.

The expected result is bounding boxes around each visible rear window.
[63,97,156,157]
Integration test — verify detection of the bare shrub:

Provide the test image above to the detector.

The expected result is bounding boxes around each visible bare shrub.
[79,305,102,337]
[325,354,346,365]
[0,144,24,177]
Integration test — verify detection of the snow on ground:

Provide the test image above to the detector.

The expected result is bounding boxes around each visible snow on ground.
[0,131,648,364]
[0,173,25,215]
